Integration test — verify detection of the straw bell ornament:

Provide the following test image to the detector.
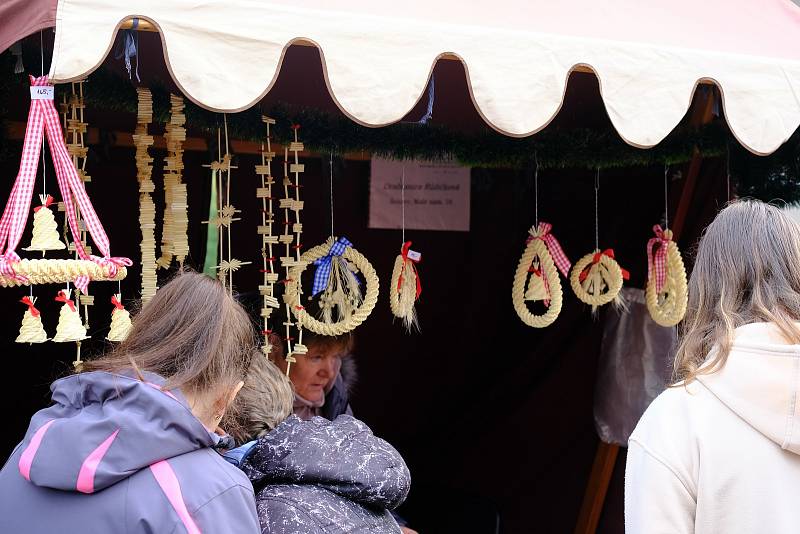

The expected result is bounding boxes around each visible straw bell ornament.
[106,294,132,342]
[15,296,48,344]
[24,195,66,254]
[52,289,89,343]
[524,263,549,302]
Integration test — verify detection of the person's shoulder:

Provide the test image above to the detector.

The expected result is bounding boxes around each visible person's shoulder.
[629,382,710,465]
[128,447,254,500]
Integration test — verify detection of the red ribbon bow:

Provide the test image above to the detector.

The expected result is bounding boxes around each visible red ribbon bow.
[397,241,422,299]
[20,296,40,317]
[111,295,124,310]
[0,252,26,283]
[91,255,134,278]
[647,225,670,293]
[33,195,55,213]
[579,249,630,282]
[55,290,76,312]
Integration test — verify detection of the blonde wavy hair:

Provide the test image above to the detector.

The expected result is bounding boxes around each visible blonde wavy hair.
[223,352,294,443]
[673,200,800,384]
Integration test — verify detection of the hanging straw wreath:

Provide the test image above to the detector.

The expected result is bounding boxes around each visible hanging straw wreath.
[512,222,571,328]
[645,225,687,327]
[285,236,379,336]
[570,248,629,313]
[389,241,422,332]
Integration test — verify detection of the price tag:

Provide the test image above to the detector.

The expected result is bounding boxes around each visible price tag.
[30,86,54,100]
[407,249,422,262]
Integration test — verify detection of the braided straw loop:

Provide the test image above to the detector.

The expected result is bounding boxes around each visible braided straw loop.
[646,229,688,327]
[512,227,563,328]
[0,259,127,287]
[285,238,379,335]
[570,250,624,310]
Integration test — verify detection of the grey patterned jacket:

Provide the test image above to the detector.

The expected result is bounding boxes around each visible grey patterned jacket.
[231,415,410,533]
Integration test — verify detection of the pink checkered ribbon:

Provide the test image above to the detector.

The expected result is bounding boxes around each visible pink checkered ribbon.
[526,222,571,278]
[647,225,670,293]
[0,76,131,290]
[525,222,571,306]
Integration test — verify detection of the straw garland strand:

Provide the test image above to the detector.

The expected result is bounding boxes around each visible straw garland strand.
[134,88,157,302]
[256,116,279,356]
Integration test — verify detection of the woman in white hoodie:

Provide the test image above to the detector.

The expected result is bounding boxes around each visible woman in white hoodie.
[625,200,800,534]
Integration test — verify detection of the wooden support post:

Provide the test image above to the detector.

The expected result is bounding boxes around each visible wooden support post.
[573,441,620,534]
[672,87,717,240]
[573,86,717,534]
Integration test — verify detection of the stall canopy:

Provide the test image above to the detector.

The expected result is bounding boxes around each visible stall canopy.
[3,0,800,155]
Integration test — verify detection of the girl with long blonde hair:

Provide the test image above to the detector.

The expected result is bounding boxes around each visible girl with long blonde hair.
[625,200,800,533]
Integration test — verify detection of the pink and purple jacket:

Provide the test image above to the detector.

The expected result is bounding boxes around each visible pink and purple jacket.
[0,371,260,534]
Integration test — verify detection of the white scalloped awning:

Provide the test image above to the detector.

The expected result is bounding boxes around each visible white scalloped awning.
[46,0,800,155]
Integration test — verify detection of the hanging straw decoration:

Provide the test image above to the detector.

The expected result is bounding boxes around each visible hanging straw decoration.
[645,167,688,326]
[570,170,629,313]
[134,88,157,302]
[284,148,379,337]
[203,116,250,292]
[390,242,422,331]
[512,159,571,328]
[106,293,132,341]
[0,76,129,291]
[277,125,308,374]
[157,94,188,269]
[513,222,571,327]
[52,289,88,343]
[15,296,48,344]
[389,166,422,332]
[286,236,380,336]
[256,116,280,357]
[61,80,94,327]
[24,194,66,253]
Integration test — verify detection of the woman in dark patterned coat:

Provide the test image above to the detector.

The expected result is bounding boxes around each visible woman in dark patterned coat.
[224,353,411,533]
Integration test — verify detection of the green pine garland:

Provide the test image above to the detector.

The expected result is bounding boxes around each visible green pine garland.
[1,52,799,200]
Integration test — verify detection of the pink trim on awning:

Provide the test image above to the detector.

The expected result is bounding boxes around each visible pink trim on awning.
[0,0,57,54]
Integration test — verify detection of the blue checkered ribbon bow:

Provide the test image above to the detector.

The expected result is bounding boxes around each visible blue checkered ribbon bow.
[312,237,353,296]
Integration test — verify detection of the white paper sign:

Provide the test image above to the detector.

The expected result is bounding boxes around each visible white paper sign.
[30,86,54,100]
[369,158,470,232]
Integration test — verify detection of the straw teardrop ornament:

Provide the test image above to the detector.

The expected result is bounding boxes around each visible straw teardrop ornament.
[645,225,688,326]
[512,222,571,328]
